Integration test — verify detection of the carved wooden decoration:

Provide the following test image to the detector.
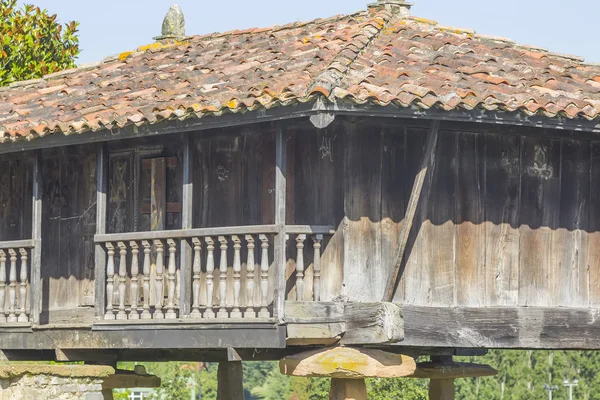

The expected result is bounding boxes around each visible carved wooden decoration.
[244,235,256,318]
[204,236,216,319]
[259,234,270,318]
[295,235,306,301]
[117,242,128,320]
[129,241,140,320]
[313,235,323,302]
[104,243,115,320]
[231,236,242,318]
[7,249,17,323]
[153,239,165,319]
[17,248,28,323]
[190,238,202,319]
[217,236,229,319]
[166,239,177,319]
[141,240,152,319]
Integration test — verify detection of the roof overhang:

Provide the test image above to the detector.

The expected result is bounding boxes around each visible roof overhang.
[1,101,599,155]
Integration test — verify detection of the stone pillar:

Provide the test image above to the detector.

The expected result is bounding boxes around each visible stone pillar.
[217,361,244,400]
[429,379,455,400]
[330,378,368,400]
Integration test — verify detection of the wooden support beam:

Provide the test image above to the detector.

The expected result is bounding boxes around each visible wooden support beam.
[94,144,108,320]
[280,347,416,378]
[179,134,193,317]
[412,361,497,380]
[102,368,161,389]
[383,120,440,302]
[217,361,244,400]
[30,151,42,325]
[273,123,287,323]
[285,301,403,345]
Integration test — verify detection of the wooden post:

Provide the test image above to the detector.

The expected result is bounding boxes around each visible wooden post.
[30,151,43,325]
[17,248,28,322]
[129,241,140,320]
[141,241,152,319]
[180,134,193,317]
[217,236,229,319]
[217,361,244,400]
[231,235,242,318]
[244,235,256,318]
[383,120,440,302]
[205,237,216,318]
[153,240,165,319]
[274,123,287,323]
[190,238,202,318]
[94,144,108,320]
[165,239,178,319]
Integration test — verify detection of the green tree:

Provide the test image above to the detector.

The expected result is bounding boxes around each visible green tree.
[0,0,79,86]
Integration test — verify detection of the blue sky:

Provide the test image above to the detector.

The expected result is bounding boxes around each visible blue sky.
[22,0,600,65]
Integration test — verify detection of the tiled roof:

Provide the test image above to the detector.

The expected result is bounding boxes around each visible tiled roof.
[2,5,600,142]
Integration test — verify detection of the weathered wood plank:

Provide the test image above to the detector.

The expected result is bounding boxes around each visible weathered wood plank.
[274,124,287,322]
[217,361,244,400]
[399,127,429,303]
[95,144,108,320]
[557,139,589,307]
[484,133,520,306]
[518,136,561,306]
[383,122,438,302]
[589,142,600,307]
[343,121,383,301]
[180,135,193,317]
[455,131,485,306]
[30,152,42,325]
[95,225,279,243]
[426,131,456,306]
[412,361,497,379]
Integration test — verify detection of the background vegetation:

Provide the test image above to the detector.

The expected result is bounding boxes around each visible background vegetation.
[120,350,600,400]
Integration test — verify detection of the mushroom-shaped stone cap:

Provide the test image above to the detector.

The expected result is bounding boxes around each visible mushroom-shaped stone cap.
[280,347,416,379]
[161,5,185,38]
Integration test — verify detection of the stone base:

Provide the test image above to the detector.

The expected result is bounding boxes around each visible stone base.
[0,364,160,400]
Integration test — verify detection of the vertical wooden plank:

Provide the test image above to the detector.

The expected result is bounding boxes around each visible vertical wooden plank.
[518,136,561,306]
[557,139,589,307]
[400,127,428,304]
[30,152,42,325]
[274,123,287,322]
[343,120,383,301]
[589,142,600,306]
[150,158,166,232]
[455,131,485,306]
[95,144,108,320]
[484,133,520,306]
[424,130,456,306]
[180,134,193,317]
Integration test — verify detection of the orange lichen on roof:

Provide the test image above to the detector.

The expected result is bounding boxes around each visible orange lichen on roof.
[1,7,600,141]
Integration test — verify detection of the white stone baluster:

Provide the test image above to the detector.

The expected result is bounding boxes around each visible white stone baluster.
[153,240,165,319]
[104,243,115,320]
[116,242,128,320]
[0,250,6,323]
[7,249,17,323]
[129,241,140,320]
[231,236,242,318]
[217,236,229,319]
[18,248,28,323]
[295,235,306,301]
[190,238,202,319]
[204,237,215,319]
[258,235,270,318]
[244,235,256,318]
[166,239,177,319]
[141,241,152,319]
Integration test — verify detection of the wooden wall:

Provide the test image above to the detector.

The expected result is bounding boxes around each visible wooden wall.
[0,156,32,241]
[288,118,600,308]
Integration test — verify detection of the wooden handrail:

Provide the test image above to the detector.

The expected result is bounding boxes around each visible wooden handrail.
[0,240,35,249]
[94,225,280,243]
[285,225,335,235]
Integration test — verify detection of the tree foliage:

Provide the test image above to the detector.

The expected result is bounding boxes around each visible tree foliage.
[0,0,79,86]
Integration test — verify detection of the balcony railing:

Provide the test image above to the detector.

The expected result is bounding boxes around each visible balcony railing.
[94,225,334,324]
[0,239,34,324]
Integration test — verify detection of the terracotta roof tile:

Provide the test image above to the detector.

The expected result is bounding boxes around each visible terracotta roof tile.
[2,7,600,141]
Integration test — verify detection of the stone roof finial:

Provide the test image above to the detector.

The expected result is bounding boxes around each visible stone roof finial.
[154,5,185,42]
[368,0,412,18]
